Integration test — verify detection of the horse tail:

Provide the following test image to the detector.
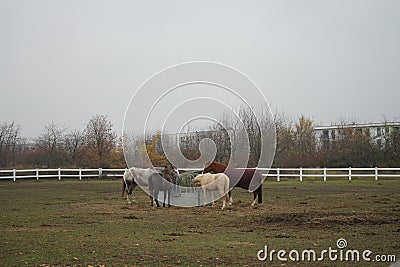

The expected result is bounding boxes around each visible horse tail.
[148,174,154,197]
[122,169,129,198]
[122,179,126,198]
[257,183,262,204]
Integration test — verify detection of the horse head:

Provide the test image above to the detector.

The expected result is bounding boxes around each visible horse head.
[162,165,179,183]
[202,161,227,174]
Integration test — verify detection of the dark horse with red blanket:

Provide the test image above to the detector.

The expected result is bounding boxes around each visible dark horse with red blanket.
[202,162,263,206]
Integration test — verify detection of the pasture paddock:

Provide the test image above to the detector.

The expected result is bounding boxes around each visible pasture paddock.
[0,179,399,266]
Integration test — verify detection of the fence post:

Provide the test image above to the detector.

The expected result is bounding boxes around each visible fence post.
[99,168,102,178]
[36,169,39,181]
[13,169,16,182]
[175,168,180,194]
[375,167,378,181]
[277,168,280,182]
[323,168,327,182]
[79,168,82,181]
[58,168,61,181]
[299,167,303,182]
[348,167,352,181]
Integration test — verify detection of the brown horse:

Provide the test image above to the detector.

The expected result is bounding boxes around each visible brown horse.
[203,161,263,206]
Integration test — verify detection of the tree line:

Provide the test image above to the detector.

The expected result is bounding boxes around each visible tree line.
[1,112,399,169]
[273,115,400,168]
[0,115,123,168]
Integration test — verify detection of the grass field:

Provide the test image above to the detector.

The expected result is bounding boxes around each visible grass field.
[0,178,399,266]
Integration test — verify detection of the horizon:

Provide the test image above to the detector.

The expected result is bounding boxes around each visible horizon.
[10,113,400,141]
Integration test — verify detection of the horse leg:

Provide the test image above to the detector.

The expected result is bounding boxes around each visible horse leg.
[124,181,131,204]
[163,189,167,207]
[126,182,137,204]
[218,187,226,210]
[149,186,154,207]
[257,185,263,204]
[167,188,171,207]
[154,190,160,207]
[132,195,136,203]
[131,183,137,203]
[228,190,233,205]
[222,193,229,210]
[126,182,135,204]
[202,187,207,207]
[251,191,257,206]
[150,195,154,207]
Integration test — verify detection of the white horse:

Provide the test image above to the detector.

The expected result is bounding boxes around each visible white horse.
[193,173,230,210]
[122,167,159,204]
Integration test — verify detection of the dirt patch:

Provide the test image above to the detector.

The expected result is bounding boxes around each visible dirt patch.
[164,232,184,236]
[123,214,139,220]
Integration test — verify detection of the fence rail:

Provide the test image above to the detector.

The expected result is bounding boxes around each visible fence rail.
[0,168,126,181]
[0,167,399,182]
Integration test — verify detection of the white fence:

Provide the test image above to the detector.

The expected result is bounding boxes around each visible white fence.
[0,167,399,182]
[0,168,125,181]
[259,167,400,181]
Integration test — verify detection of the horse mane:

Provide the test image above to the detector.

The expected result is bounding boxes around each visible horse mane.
[204,161,227,168]
[203,161,227,173]
[211,161,227,168]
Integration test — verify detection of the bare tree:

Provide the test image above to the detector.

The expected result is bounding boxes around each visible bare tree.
[84,115,116,167]
[385,126,400,166]
[64,129,84,166]
[0,122,21,167]
[295,115,315,156]
[35,121,67,167]
[37,122,66,149]
[237,106,262,167]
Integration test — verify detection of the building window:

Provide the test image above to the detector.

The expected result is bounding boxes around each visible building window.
[322,130,329,140]
[377,127,382,137]
[385,127,390,135]
[331,130,336,140]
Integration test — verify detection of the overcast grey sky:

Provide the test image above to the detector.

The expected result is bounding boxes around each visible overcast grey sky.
[1,0,399,137]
